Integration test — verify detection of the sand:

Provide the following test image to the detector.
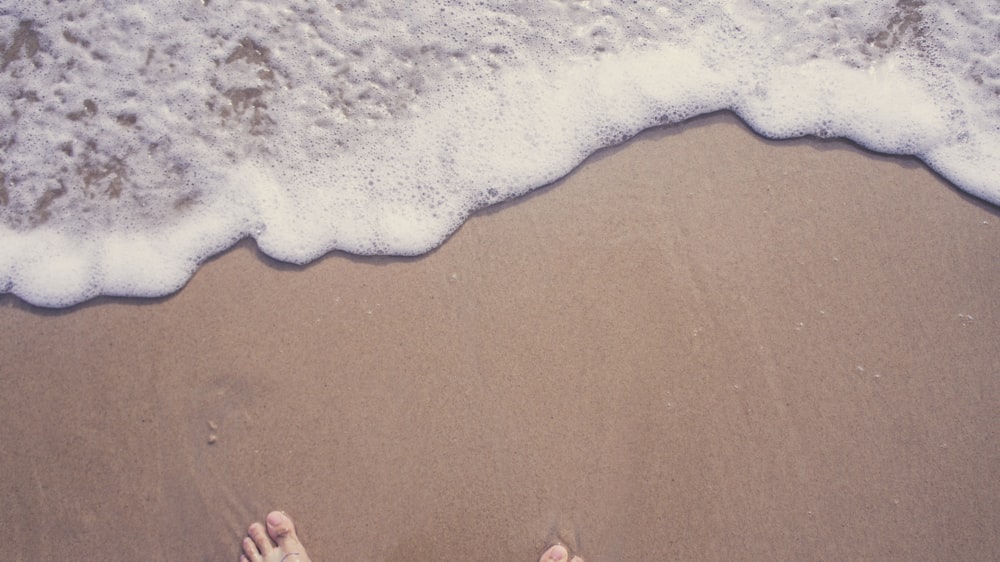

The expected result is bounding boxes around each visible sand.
[1,112,998,561]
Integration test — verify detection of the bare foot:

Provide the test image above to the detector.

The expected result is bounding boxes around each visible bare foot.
[241,511,311,562]
[241,511,578,562]
[539,543,585,562]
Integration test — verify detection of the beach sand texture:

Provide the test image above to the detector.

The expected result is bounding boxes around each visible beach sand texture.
[1,113,998,561]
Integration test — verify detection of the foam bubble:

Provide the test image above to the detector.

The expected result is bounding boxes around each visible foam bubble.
[1,1,997,306]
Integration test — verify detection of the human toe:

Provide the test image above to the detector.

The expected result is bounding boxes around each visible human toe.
[540,544,569,562]
[265,511,309,560]
[243,522,273,561]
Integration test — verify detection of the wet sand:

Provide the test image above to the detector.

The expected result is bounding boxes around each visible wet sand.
[1,112,998,561]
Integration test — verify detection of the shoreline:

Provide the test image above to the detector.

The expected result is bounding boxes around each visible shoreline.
[3,110,996,311]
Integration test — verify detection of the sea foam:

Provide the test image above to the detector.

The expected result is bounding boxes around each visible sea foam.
[1,1,997,306]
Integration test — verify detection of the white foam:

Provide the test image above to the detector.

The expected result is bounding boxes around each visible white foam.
[1,1,997,306]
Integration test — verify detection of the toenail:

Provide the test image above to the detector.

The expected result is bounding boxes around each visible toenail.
[544,545,567,561]
[266,512,284,526]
